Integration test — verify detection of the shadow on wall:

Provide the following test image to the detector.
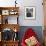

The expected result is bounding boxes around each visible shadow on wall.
[18,26,43,44]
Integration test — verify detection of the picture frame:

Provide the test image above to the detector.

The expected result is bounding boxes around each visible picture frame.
[25,6,35,19]
[2,10,9,15]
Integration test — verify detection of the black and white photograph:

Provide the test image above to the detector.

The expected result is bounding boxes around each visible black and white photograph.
[25,7,35,19]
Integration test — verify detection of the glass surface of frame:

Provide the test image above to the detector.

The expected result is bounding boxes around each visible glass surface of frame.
[25,6,35,19]
[2,10,9,15]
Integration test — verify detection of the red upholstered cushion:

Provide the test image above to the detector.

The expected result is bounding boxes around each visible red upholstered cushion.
[21,28,41,46]
[24,28,36,39]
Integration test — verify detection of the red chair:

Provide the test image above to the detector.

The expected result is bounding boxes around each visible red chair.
[21,28,41,46]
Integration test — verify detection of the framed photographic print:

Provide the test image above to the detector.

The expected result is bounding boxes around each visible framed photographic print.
[25,7,35,19]
[2,10,9,15]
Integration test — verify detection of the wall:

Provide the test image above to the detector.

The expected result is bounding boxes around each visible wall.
[19,0,44,26]
[0,0,44,26]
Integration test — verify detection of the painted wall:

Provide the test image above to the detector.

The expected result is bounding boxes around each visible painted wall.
[19,0,44,26]
[0,0,44,26]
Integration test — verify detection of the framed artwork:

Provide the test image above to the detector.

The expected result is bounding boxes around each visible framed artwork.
[25,7,35,19]
[2,10,9,15]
